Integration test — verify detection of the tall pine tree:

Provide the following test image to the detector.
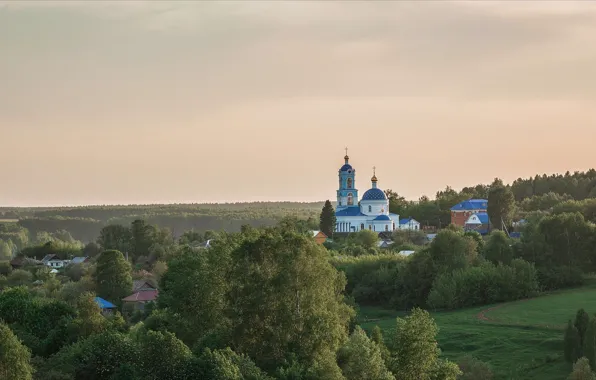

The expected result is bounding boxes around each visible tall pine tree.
[576,309,591,349]
[584,317,596,370]
[565,320,582,363]
[319,200,336,238]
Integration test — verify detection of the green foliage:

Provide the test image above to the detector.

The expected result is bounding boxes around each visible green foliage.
[97,224,131,253]
[389,308,440,380]
[585,318,596,370]
[566,320,582,364]
[568,357,596,380]
[347,229,380,250]
[484,230,514,265]
[7,269,33,287]
[338,326,394,380]
[577,309,591,348]
[195,347,272,380]
[0,322,33,380]
[457,356,493,380]
[427,259,538,310]
[487,185,515,228]
[226,230,353,371]
[429,230,477,272]
[392,229,428,247]
[330,254,406,307]
[135,330,193,380]
[94,250,132,307]
[319,200,336,238]
[0,261,12,276]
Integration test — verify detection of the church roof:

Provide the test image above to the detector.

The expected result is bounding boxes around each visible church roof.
[374,215,391,221]
[340,164,353,172]
[399,217,418,225]
[335,207,366,217]
[361,188,387,201]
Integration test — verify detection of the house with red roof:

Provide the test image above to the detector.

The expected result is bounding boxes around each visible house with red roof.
[122,289,158,311]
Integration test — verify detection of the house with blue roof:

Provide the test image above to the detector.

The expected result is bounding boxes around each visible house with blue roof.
[399,217,421,231]
[94,297,117,315]
[464,212,490,235]
[450,199,488,227]
[334,150,399,233]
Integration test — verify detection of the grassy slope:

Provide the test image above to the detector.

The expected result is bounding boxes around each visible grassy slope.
[360,283,596,380]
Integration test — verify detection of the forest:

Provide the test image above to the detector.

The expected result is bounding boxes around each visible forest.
[1,169,596,379]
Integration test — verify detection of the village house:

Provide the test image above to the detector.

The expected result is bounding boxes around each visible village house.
[122,289,158,312]
[311,230,328,244]
[450,199,488,227]
[464,212,490,235]
[41,254,70,269]
[399,217,421,231]
[94,297,117,316]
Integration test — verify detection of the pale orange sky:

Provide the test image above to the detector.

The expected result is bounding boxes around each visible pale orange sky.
[1,1,595,206]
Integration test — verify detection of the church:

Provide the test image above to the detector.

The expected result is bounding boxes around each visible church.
[335,151,400,233]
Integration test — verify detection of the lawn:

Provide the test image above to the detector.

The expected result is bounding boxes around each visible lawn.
[359,283,596,380]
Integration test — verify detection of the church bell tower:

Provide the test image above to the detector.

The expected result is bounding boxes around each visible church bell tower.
[336,148,358,211]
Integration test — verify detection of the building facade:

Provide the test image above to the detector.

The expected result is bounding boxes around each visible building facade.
[399,217,421,231]
[450,199,488,226]
[334,152,400,233]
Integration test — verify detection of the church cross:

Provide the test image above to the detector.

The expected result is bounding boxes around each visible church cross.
[345,147,348,156]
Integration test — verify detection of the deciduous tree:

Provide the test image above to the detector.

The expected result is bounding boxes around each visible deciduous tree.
[94,250,132,306]
[0,322,33,380]
[487,186,515,229]
[338,326,394,380]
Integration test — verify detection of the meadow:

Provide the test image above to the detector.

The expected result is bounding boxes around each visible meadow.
[360,282,596,380]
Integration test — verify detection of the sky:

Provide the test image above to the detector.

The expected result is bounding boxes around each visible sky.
[1,1,595,206]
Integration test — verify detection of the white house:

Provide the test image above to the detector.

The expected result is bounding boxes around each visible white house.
[399,217,421,231]
[41,254,70,269]
[465,212,489,226]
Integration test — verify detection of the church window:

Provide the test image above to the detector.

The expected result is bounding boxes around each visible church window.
[368,205,372,213]
[360,223,364,230]
[385,225,389,231]
[368,225,372,230]
[392,223,395,231]
[347,193,353,205]
[347,178,353,189]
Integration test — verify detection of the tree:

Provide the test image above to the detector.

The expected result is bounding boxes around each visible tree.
[389,308,440,380]
[94,250,132,306]
[349,229,379,250]
[585,318,596,370]
[97,224,131,253]
[484,231,513,265]
[370,325,390,366]
[577,309,591,347]
[0,240,11,260]
[566,320,583,364]
[338,326,394,380]
[568,357,596,380]
[0,322,33,380]
[457,356,493,380]
[130,220,157,259]
[319,200,336,238]
[136,330,193,380]
[70,293,108,339]
[487,186,515,229]
[226,230,354,371]
[429,230,477,272]
[82,241,102,257]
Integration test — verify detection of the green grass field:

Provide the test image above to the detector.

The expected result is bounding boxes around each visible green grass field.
[359,283,596,380]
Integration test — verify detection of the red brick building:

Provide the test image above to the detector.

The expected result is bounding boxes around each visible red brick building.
[450,199,488,227]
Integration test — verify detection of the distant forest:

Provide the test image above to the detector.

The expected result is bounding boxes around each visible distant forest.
[2,169,596,243]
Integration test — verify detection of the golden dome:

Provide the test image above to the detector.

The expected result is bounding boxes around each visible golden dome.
[371,166,377,182]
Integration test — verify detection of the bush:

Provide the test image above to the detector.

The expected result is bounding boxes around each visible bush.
[331,255,405,306]
[427,259,538,310]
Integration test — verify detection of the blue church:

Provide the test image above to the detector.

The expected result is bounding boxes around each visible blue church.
[335,151,400,233]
